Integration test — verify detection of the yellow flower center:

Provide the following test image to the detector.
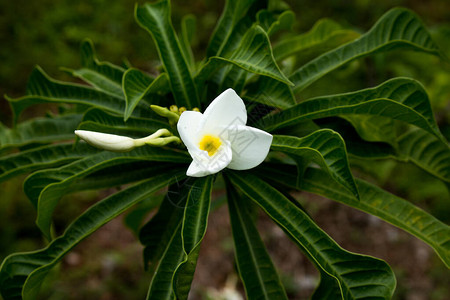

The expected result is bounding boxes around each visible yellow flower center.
[199,135,222,156]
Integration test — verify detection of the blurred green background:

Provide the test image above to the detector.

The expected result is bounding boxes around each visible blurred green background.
[0,0,449,299]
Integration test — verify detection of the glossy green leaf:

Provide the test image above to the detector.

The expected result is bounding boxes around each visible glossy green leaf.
[25,147,190,239]
[179,14,196,71]
[78,108,170,138]
[257,164,450,268]
[124,194,165,237]
[397,129,450,183]
[271,130,359,199]
[315,117,397,159]
[0,167,185,300]
[226,181,288,300]
[273,18,360,62]
[173,176,213,299]
[122,69,170,121]
[0,114,82,151]
[63,39,125,98]
[257,9,295,36]
[141,182,189,300]
[311,272,342,300]
[289,8,442,93]
[262,78,444,142]
[71,162,181,192]
[135,0,200,109]
[7,67,147,121]
[198,25,292,87]
[227,171,396,299]
[244,76,295,109]
[140,184,185,270]
[0,143,99,183]
[206,0,260,57]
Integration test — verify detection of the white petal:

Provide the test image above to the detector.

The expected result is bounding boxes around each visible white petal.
[186,141,232,177]
[200,89,247,133]
[221,125,273,170]
[75,130,136,152]
[177,111,204,152]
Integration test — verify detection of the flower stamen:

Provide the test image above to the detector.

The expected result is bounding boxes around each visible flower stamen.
[199,135,222,156]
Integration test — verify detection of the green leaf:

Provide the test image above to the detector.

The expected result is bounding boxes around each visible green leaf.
[226,171,396,299]
[140,184,184,269]
[173,176,213,300]
[271,130,359,199]
[257,9,295,36]
[7,67,147,122]
[315,117,397,159]
[244,76,296,109]
[179,14,196,71]
[226,181,288,300]
[70,162,179,192]
[289,8,442,93]
[124,194,164,237]
[0,114,82,151]
[140,182,189,300]
[24,147,190,239]
[311,272,342,300]
[78,108,170,138]
[273,18,360,62]
[198,25,293,87]
[397,129,450,183]
[258,164,450,268]
[122,69,170,121]
[63,39,125,98]
[0,167,185,300]
[206,0,260,57]
[135,0,200,109]
[0,142,99,183]
[262,77,444,142]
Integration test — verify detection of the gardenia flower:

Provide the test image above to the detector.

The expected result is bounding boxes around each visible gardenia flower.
[177,88,273,177]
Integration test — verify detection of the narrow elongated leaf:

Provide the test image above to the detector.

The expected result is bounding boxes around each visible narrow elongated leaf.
[226,181,288,300]
[7,67,147,121]
[289,8,442,92]
[0,114,82,151]
[314,117,397,159]
[311,272,342,300]
[198,25,293,87]
[271,130,359,199]
[244,76,296,109]
[397,129,450,183]
[257,10,295,36]
[0,143,99,183]
[0,167,185,300]
[140,183,187,271]
[135,0,200,109]
[262,77,444,142]
[273,18,360,62]
[257,164,450,268]
[64,39,125,98]
[227,171,396,299]
[206,0,260,57]
[147,225,183,300]
[173,176,213,299]
[25,147,190,239]
[71,162,182,192]
[78,108,170,138]
[141,181,190,300]
[123,69,170,121]
[179,14,196,71]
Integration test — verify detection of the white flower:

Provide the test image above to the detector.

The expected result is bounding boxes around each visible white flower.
[177,88,273,177]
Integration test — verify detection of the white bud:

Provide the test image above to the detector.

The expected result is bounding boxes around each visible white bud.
[75,130,136,152]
